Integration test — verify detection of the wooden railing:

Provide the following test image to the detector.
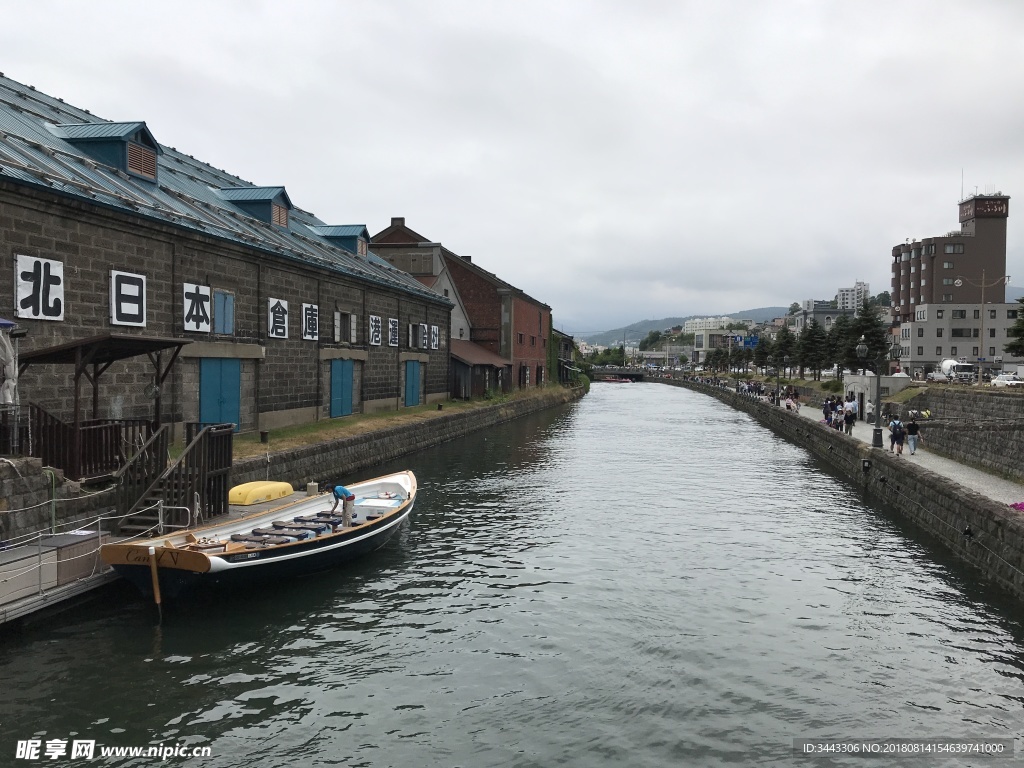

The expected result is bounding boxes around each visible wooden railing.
[114,423,233,524]
[29,404,153,480]
[163,423,234,521]
[0,404,30,456]
[113,425,170,517]
[30,404,74,475]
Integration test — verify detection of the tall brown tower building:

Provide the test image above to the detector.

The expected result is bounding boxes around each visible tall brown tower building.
[891,194,1009,325]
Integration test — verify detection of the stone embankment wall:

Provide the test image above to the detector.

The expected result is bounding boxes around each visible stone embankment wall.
[900,389,1024,483]
[662,379,1024,601]
[230,386,585,488]
[0,386,585,544]
[0,459,104,544]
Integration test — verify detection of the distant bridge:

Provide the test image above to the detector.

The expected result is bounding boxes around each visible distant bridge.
[590,367,646,382]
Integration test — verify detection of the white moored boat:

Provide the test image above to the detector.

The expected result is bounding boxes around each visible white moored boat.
[100,470,416,601]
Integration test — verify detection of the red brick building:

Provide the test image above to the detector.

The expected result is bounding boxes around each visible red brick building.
[371,218,552,391]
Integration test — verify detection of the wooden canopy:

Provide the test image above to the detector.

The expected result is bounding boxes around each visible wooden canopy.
[19,333,191,429]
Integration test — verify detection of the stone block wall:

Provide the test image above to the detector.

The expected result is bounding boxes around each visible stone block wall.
[662,379,1024,601]
[0,458,112,544]
[2,387,585,543]
[233,387,584,488]
[0,183,452,437]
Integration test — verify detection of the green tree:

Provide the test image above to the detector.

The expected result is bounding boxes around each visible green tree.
[728,345,744,373]
[788,302,801,316]
[1004,297,1024,357]
[797,319,828,380]
[869,290,891,310]
[825,314,853,373]
[850,300,890,372]
[639,330,662,351]
[772,324,797,368]
[753,335,771,372]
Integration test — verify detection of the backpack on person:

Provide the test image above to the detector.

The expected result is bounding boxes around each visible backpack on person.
[892,422,905,440]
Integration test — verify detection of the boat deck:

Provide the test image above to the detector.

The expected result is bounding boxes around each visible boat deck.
[1,484,409,624]
[0,491,328,625]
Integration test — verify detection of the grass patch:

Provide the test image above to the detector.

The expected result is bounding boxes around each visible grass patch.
[225,386,561,459]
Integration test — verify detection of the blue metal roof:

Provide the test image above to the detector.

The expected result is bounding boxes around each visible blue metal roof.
[219,186,289,204]
[0,74,447,306]
[310,225,368,239]
[51,121,144,140]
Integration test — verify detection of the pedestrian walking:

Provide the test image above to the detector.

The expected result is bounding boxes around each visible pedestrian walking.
[889,417,906,456]
[905,418,922,455]
[866,399,874,424]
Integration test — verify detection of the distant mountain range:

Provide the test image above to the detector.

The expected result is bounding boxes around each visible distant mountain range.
[581,306,788,346]
[581,289,1024,347]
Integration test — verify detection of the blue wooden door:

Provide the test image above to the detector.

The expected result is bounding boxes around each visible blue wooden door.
[330,359,353,417]
[199,358,241,431]
[404,360,420,407]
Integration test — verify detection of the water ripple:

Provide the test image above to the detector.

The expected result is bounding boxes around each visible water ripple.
[2,383,1023,766]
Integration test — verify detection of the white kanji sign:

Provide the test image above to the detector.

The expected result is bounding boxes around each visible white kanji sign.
[431,325,439,349]
[368,315,382,346]
[268,298,289,338]
[183,283,211,333]
[110,270,147,327]
[302,303,319,340]
[15,254,64,320]
[388,318,399,347]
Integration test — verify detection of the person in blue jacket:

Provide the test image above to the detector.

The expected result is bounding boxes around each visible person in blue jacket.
[330,483,355,527]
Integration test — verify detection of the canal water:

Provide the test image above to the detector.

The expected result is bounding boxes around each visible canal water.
[2,382,1023,766]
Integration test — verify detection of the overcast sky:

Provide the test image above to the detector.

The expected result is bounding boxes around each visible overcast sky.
[4,1,1024,334]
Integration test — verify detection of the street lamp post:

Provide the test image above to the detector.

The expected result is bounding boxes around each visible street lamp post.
[856,334,868,376]
[954,270,1011,385]
[863,338,902,448]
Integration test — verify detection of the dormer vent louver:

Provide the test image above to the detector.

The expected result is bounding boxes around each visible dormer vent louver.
[272,202,288,227]
[127,142,157,179]
[218,186,293,229]
[51,121,161,182]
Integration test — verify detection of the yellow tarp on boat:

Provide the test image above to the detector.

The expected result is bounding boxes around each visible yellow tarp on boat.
[229,481,294,506]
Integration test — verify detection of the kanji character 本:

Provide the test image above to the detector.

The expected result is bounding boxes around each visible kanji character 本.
[183,283,211,332]
[16,255,64,320]
[268,298,289,338]
[302,303,319,340]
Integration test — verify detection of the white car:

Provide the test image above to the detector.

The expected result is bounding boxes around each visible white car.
[991,373,1023,388]
[926,371,948,383]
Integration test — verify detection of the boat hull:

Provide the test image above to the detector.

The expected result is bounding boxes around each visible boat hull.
[102,470,416,601]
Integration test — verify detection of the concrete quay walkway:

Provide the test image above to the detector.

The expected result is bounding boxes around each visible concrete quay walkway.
[788,401,1024,506]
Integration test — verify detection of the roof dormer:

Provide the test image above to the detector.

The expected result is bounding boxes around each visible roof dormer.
[309,225,369,257]
[50,121,161,181]
[218,186,293,229]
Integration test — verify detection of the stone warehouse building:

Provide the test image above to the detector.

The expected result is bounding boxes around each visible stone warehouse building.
[0,74,452,439]
[370,218,552,394]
